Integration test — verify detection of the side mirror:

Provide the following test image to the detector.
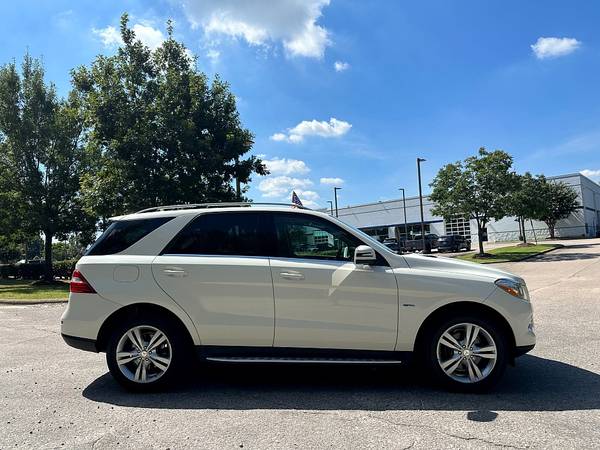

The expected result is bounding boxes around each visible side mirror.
[354,245,376,265]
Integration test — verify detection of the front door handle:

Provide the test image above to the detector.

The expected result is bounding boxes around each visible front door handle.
[163,267,188,278]
[279,271,305,280]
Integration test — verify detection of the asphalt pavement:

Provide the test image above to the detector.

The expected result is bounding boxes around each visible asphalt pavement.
[1,238,599,449]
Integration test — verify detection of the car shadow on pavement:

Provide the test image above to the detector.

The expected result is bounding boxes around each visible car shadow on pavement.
[82,355,600,412]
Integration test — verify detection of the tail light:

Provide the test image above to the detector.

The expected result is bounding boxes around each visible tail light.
[70,269,96,294]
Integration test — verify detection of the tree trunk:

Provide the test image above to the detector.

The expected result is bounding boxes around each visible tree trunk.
[521,218,527,244]
[477,222,485,255]
[547,222,556,239]
[43,231,53,282]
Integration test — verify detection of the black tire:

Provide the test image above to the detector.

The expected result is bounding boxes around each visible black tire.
[421,313,508,392]
[106,312,191,392]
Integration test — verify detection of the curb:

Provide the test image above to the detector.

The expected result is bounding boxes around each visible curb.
[0,298,68,305]
[464,244,564,264]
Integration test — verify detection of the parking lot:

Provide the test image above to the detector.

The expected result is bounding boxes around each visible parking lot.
[1,239,599,449]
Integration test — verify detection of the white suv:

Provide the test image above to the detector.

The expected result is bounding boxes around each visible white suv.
[61,203,535,392]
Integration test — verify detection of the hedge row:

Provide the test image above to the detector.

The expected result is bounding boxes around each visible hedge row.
[0,259,77,280]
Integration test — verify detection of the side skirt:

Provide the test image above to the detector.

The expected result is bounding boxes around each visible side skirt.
[196,346,412,364]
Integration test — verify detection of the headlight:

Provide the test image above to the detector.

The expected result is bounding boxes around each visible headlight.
[495,278,529,300]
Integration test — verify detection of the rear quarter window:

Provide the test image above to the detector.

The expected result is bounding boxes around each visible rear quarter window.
[86,217,174,256]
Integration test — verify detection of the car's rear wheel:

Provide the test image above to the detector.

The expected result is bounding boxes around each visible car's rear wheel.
[106,314,189,391]
[423,314,508,392]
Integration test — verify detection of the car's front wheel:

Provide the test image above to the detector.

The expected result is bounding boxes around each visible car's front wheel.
[106,314,189,391]
[423,314,508,392]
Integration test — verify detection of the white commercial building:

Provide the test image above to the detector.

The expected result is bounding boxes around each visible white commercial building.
[334,173,600,244]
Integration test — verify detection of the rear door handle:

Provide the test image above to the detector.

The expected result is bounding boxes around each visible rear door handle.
[279,271,305,280]
[163,267,188,277]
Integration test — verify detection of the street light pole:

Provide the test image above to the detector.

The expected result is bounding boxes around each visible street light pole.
[417,158,429,254]
[333,187,342,218]
[327,200,334,216]
[398,188,408,241]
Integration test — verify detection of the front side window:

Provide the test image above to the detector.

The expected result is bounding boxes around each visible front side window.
[86,217,174,256]
[162,212,273,256]
[274,213,363,262]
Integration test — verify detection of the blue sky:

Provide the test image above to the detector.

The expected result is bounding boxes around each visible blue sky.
[2,0,600,208]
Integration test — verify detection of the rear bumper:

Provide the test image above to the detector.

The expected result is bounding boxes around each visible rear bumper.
[62,333,98,353]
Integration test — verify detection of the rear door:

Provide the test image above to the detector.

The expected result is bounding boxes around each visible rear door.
[152,212,275,347]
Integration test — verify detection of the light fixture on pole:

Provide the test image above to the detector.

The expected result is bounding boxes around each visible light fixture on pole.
[417,158,429,254]
[398,188,408,242]
[333,187,342,218]
[327,200,334,216]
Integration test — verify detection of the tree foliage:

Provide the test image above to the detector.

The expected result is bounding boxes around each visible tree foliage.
[72,14,267,220]
[508,173,547,243]
[537,180,579,238]
[0,54,94,279]
[430,148,516,255]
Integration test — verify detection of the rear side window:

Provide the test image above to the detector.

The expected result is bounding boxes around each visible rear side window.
[162,212,274,256]
[86,217,174,256]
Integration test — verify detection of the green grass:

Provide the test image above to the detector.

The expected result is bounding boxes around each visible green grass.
[0,279,69,301]
[456,244,561,264]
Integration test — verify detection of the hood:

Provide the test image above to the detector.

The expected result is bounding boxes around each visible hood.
[401,253,523,283]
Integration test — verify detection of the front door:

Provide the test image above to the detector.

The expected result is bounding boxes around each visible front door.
[152,212,275,347]
[270,213,398,351]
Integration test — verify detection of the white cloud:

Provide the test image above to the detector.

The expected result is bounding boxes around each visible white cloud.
[206,48,221,63]
[334,61,349,72]
[93,23,166,51]
[320,177,344,186]
[264,158,310,176]
[258,176,313,198]
[270,133,288,142]
[531,37,581,59]
[581,169,600,181]
[181,0,331,58]
[93,25,122,47]
[270,117,352,143]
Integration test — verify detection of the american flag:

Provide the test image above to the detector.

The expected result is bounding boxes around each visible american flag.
[291,191,303,207]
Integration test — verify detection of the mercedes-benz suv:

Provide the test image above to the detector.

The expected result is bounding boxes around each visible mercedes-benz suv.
[61,203,535,392]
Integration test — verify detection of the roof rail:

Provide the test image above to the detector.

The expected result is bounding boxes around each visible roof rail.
[135,202,311,214]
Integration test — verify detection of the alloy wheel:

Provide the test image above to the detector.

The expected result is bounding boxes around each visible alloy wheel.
[436,322,497,384]
[116,325,172,384]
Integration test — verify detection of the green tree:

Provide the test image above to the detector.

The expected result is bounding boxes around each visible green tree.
[72,14,266,220]
[430,148,516,255]
[0,54,93,280]
[537,180,579,239]
[508,173,546,244]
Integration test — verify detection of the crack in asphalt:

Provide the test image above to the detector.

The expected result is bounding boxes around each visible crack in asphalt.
[364,414,529,449]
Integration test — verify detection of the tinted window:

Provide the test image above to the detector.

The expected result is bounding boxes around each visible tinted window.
[274,213,363,262]
[163,212,273,256]
[86,217,174,256]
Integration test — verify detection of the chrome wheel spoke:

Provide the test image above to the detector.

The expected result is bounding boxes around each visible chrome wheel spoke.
[473,346,496,359]
[441,355,463,375]
[127,330,143,351]
[149,355,169,371]
[470,359,483,380]
[146,330,163,350]
[148,334,168,352]
[467,325,480,348]
[117,352,139,365]
[440,332,463,351]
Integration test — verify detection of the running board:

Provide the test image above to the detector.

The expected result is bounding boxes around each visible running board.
[205,356,403,364]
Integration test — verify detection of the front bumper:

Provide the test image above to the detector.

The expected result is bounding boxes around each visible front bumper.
[515,344,535,358]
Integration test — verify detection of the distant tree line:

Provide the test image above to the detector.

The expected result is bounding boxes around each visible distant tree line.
[430,148,579,256]
[0,14,267,280]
